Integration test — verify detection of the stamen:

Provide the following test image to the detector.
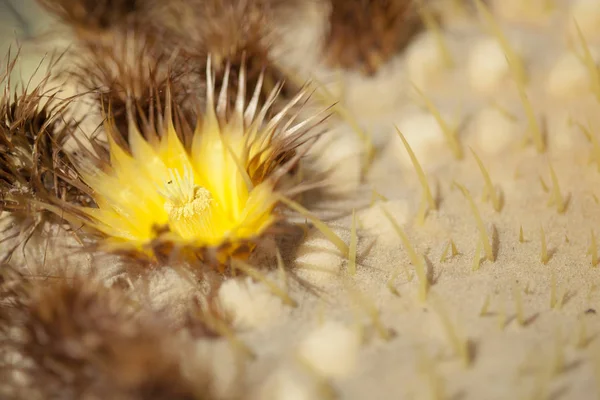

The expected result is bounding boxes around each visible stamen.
[158,165,214,239]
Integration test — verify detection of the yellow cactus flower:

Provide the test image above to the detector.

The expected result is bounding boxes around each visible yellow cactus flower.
[67,59,324,266]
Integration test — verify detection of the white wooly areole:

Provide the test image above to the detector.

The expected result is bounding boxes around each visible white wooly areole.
[297,321,361,379]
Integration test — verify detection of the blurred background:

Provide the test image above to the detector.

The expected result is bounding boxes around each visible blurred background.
[1,0,58,86]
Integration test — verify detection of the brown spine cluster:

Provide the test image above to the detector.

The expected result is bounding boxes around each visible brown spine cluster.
[324,0,424,75]
[67,36,197,150]
[150,0,300,113]
[0,51,92,261]
[0,266,215,400]
[36,0,303,149]
[36,0,143,39]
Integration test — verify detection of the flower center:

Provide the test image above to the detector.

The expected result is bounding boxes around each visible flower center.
[158,166,213,239]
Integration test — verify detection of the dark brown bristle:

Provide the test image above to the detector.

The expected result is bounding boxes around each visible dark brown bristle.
[0,50,93,261]
[324,0,424,75]
[67,34,197,151]
[0,55,86,206]
[151,0,299,113]
[36,0,142,39]
[0,268,216,400]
